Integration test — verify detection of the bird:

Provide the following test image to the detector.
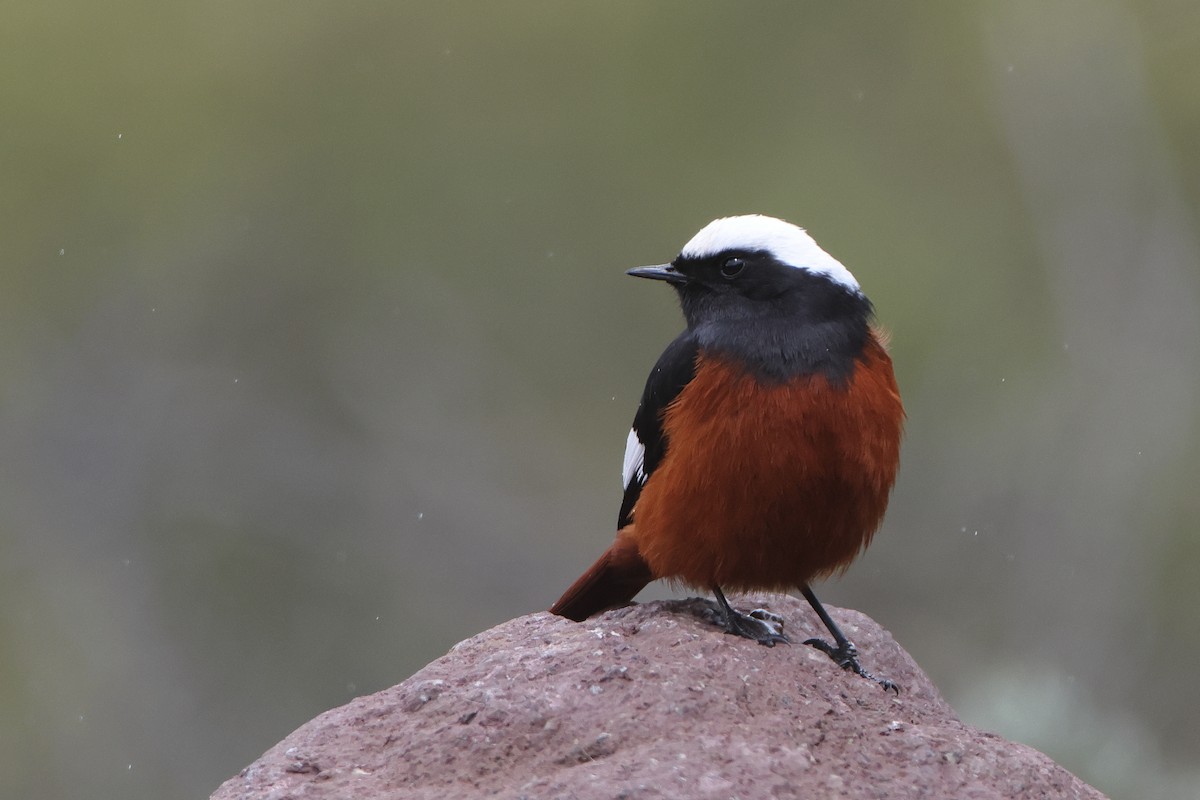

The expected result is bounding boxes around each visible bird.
[549,214,904,690]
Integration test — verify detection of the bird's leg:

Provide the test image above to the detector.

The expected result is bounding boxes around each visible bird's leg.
[710,586,790,647]
[801,585,898,693]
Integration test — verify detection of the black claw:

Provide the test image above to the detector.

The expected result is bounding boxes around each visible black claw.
[710,587,790,646]
[804,637,899,694]
[800,585,899,693]
[721,604,791,647]
[729,614,791,647]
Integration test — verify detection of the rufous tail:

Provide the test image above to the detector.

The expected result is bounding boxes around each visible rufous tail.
[549,528,652,622]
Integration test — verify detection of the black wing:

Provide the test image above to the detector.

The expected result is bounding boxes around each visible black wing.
[617,331,699,528]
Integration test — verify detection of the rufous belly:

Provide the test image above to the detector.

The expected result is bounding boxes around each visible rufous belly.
[629,334,903,590]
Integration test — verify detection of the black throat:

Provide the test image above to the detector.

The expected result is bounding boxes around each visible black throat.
[676,274,873,385]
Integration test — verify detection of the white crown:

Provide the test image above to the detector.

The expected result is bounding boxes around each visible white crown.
[680,215,860,292]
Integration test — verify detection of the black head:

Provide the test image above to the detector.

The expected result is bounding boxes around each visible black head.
[628,215,874,382]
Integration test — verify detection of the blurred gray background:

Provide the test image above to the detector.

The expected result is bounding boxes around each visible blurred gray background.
[3,2,1199,798]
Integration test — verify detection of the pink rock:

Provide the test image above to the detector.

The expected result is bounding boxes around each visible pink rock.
[211,594,1107,800]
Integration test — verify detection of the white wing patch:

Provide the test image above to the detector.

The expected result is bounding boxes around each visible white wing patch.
[679,214,860,293]
[621,427,646,490]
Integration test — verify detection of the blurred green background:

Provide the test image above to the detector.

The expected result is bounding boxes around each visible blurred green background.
[3,2,1198,798]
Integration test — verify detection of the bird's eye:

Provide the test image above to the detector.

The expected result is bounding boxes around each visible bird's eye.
[720,256,746,279]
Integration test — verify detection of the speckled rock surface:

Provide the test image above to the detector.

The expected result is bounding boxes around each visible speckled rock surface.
[210,594,1106,800]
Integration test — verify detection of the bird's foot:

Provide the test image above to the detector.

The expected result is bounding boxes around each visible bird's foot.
[748,608,785,627]
[803,637,899,693]
[718,605,790,647]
